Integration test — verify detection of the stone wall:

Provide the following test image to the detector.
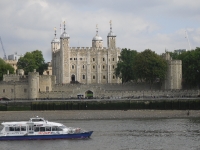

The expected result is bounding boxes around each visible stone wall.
[0,81,29,99]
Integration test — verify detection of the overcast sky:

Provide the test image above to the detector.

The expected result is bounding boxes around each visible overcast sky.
[0,0,200,62]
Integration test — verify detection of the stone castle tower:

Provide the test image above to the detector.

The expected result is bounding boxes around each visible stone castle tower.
[51,21,121,84]
[162,53,182,90]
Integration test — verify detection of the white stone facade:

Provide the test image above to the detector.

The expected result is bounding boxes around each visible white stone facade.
[51,23,121,84]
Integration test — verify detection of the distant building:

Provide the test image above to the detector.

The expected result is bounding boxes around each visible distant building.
[43,62,52,75]
[8,52,23,61]
[174,49,187,55]
[4,53,23,73]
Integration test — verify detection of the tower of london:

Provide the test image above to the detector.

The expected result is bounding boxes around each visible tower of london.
[51,21,121,84]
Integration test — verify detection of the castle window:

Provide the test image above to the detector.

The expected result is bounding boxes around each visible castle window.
[93,58,95,61]
[103,75,106,79]
[83,75,85,79]
[3,89,5,93]
[72,65,74,69]
[93,76,95,79]
[83,65,85,69]
[113,75,115,79]
[93,65,95,69]
[113,65,115,69]
[46,86,49,92]
[80,58,82,60]
[70,58,72,60]
[103,65,105,69]
[113,58,115,61]
[24,89,27,93]
[11,89,14,93]
[74,58,76,60]
[103,58,105,61]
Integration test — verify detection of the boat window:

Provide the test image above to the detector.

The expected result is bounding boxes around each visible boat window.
[21,126,26,131]
[31,119,44,122]
[29,126,33,131]
[52,126,57,131]
[40,127,45,132]
[34,127,40,132]
[15,127,20,131]
[46,127,51,131]
[9,127,15,131]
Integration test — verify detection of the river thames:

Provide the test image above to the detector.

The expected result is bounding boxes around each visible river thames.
[0,118,200,150]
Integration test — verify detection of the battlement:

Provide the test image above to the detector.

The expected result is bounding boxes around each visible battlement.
[168,60,182,65]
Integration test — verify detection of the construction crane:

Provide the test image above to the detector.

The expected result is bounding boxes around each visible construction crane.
[185,30,191,51]
[0,36,7,60]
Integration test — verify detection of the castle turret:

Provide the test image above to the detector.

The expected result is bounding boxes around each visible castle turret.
[107,20,116,49]
[60,21,70,83]
[28,69,39,99]
[92,24,103,48]
[162,53,182,90]
[51,27,60,78]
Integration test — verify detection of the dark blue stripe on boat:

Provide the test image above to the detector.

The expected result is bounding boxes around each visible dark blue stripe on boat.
[0,131,93,141]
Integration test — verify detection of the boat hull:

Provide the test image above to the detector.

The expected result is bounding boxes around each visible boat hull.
[0,131,93,141]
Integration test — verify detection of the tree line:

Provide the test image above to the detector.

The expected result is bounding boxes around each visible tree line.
[169,47,200,88]
[0,50,48,80]
[115,49,168,87]
[115,47,200,89]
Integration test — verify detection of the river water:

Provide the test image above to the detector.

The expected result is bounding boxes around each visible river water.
[0,118,200,150]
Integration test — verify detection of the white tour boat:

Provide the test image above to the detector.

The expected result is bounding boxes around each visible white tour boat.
[0,117,93,140]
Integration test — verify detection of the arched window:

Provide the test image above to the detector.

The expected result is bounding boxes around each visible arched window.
[113,58,115,61]
[103,65,105,69]
[72,65,74,69]
[83,75,85,79]
[113,75,115,79]
[103,58,105,61]
[113,65,115,69]
[103,75,106,79]
[93,76,95,79]
[83,65,85,69]
[93,65,95,69]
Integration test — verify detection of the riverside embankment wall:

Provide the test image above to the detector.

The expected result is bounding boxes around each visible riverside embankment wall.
[0,99,200,111]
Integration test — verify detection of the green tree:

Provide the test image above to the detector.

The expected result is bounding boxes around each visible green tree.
[17,50,48,75]
[169,51,179,59]
[177,47,200,88]
[134,49,168,87]
[115,48,138,83]
[0,58,14,80]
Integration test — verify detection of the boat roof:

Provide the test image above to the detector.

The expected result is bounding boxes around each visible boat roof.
[1,117,64,127]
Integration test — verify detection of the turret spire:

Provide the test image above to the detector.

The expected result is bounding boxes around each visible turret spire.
[54,27,57,38]
[110,20,112,33]
[63,21,66,32]
[96,24,98,36]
